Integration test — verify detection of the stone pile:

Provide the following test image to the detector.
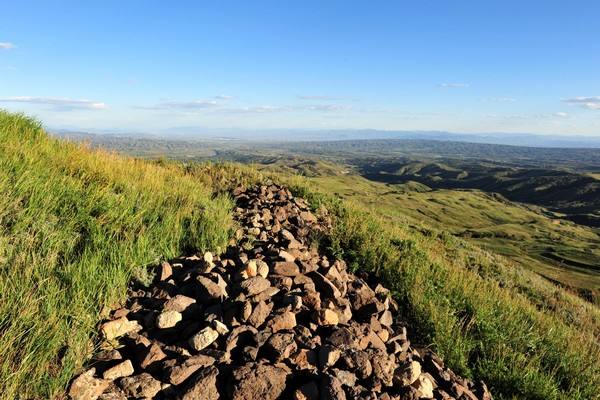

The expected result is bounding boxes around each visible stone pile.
[69,184,492,400]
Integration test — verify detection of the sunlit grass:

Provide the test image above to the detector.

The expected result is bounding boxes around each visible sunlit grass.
[0,111,233,399]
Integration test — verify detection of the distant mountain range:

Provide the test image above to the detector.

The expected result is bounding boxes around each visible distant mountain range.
[52,128,600,148]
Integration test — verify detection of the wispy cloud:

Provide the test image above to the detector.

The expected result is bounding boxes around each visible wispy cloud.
[481,97,516,103]
[553,112,569,118]
[302,104,351,111]
[219,104,352,114]
[0,42,16,50]
[298,95,339,100]
[219,105,288,114]
[0,96,107,110]
[439,83,470,88]
[135,96,234,111]
[563,96,600,110]
[147,100,220,110]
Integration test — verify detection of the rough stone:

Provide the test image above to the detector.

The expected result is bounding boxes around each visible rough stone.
[68,368,109,400]
[156,310,182,329]
[189,327,219,351]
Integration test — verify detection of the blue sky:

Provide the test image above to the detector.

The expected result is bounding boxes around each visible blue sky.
[1,1,599,135]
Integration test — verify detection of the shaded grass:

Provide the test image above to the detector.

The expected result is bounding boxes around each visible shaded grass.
[197,162,600,400]
[0,111,233,399]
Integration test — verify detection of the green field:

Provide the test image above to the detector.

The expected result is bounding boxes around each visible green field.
[247,158,600,297]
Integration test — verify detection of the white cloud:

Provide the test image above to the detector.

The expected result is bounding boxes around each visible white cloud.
[553,112,569,118]
[439,83,470,88]
[0,42,16,50]
[135,99,220,110]
[298,95,339,100]
[219,104,352,114]
[563,96,600,110]
[302,104,351,111]
[0,96,107,110]
[213,95,234,100]
[481,97,516,103]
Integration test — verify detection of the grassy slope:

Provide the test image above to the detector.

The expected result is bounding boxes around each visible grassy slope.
[0,111,233,399]
[310,174,600,295]
[197,163,600,400]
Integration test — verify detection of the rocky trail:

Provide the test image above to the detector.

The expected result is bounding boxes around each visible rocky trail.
[69,184,492,400]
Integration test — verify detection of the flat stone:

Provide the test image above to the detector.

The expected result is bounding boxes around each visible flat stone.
[100,317,142,340]
[240,276,271,295]
[102,360,134,381]
[165,354,216,385]
[272,261,300,276]
[163,295,196,313]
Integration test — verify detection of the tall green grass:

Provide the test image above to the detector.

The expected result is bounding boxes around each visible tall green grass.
[0,111,233,399]
[197,163,600,400]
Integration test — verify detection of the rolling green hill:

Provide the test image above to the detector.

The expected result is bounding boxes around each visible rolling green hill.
[359,160,600,228]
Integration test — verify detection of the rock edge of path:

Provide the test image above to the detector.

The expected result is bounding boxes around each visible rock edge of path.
[69,184,492,400]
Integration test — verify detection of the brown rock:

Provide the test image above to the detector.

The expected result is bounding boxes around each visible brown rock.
[101,317,142,340]
[247,300,274,328]
[230,363,289,400]
[272,261,301,276]
[320,375,346,400]
[165,354,216,385]
[179,366,219,400]
[371,351,396,386]
[196,276,228,302]
[102,360,134,381]
[240,276,271,295]
[69,368,109,400]
[263,332,298,361]
[189,327,219,351]
[139,343,167,369]
[163,295,197,313]
[158,261,172,281]
[292,348,318,370]
[267,311,297,332]
[317,309,339,326]
[395,360,422,386]
[331,368,357,387]
[318,345,341,369]
[118,373,161,399]
[156,310,182,329]
[279,250,296,262]
[412,374,434,399]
